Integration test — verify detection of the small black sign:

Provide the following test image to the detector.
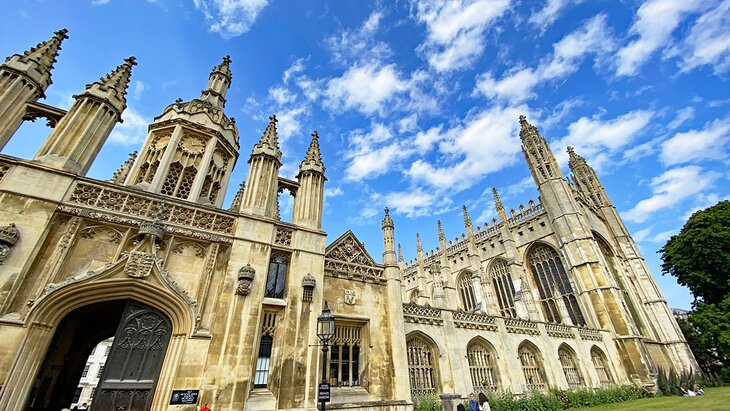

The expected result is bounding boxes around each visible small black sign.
[170,390,199,405]
[318,383,331,402]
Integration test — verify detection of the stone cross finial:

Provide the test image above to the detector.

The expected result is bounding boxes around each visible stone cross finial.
[437,220,445,243]
[269,114,277,123]
[416,233,423,254]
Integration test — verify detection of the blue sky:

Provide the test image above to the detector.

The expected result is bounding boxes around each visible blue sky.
[2,0,729,310]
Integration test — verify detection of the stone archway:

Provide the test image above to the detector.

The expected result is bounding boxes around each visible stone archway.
[25,299,173,411]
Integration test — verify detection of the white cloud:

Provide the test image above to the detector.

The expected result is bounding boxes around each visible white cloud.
[132,80,145,101]
[325,187,344,198]
[193,0,269,38]
[633,226,678,243]
[283,59,305,84]
[324,63,409,115]
[343,123,413,181]
[274,105,308,143]
[623,165,720,222]
[91,0,110,5]
[667,107,695,130]
[412,0,510,72]
[405,105,528,190]
[377,188,453,218]
[552,110,654,170]
[326,10,391,65]
[529,0,582,32]
[109,107,149,146]
[615,0,702,76]
[269,86,296,105]
[668,0,730,74]
[660,116,730,165]
[475,14,613,103]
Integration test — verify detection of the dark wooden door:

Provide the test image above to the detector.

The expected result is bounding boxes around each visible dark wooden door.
[93,301,171,411]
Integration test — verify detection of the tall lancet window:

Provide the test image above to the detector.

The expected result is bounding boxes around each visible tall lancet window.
[265,252,288,299]
[457,272,477,311]
[406,334,439,400]
[519,343,546,391]
[590,347,613,386]
[527,244,585,326]
[161,133,206,199]
[467,339,499,393]
[558,345,584,390]
[490,259,517,317]
[254,311,277,388]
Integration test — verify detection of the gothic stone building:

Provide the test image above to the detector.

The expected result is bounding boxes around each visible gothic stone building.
[0,31,696,411]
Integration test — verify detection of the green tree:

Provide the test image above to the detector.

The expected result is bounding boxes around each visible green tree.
[660,200,730,305]
[661,200,730,380]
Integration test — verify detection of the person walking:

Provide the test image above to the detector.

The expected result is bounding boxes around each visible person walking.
[468,393,479,411]
[478,392,491,411]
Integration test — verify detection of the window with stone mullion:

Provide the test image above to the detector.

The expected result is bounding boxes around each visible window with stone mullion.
[328,325,361,387]
[458,273,477,311]
[491,260,517,317]
[264,253,288,298]
[529,244,585,325]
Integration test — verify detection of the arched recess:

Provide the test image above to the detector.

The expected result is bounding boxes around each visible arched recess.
[457,270,477,311]
[488,258,517,317]
[525,242,585,326]
[409,289,419,304]
[557,343,585,390]
[466,336,500,393]
[593,232,648,336]
[590,346,614,386]
[518,340,547,391]
[0,264,195,411]
[406,331,441,400]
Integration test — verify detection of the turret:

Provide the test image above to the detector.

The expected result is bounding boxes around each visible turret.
[520,115,563,186]
[35,57,136,174]
[239,115,282,217]
[381,207,396,266]
[124,56,238,206]
[493,187,508,222]
[0,29,68,148]
[292,131,326,228]
[437,220,446,250]
[462,204,474,239]
[568,146,609,208]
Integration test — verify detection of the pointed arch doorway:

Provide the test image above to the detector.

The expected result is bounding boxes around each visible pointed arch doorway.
[26,299,172,411]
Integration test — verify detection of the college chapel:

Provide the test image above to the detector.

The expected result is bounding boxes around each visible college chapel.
[0,30,697,411]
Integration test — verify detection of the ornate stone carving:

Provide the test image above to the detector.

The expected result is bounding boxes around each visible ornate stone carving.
[124,251,156,278]
[324,231,384,283]
[302,274,316,302]
[504,318,541,335]
[344,289,356,305]
[402,303,443,325]
[0,223,20,265]
[0,162,12,182]
[452,311,498,331]
[236,264,255,295]
[274,226,293,246]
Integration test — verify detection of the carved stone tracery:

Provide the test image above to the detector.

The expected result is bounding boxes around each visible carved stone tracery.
[324,232,384,283]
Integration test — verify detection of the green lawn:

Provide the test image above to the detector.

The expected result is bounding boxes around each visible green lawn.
[573,387,730,411]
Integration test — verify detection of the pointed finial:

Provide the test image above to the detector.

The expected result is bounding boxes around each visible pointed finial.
[10,28,70,95]
[83,56,136,114]
[462,204,474,237]
[252,114,281,158]
[110,151,137,184]
[229,181,246,211]
[518,114,540,142]
[567,146,588,170]
[299,130,325,173]
[437,220,445,243]
[382,207,394,229]
[398,244,404,263]
[416,233,423,254]
[493,187,508,222]
[211,54,232,79]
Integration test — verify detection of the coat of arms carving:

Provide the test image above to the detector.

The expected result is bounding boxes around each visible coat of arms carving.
[124,251,156,278]
[344,289,356,305]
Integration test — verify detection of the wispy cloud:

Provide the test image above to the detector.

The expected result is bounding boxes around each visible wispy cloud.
[132,80,145,101]
[109,107,150,146]
[475,14,613,103]
[529,0,582,32]
[660,116,730,165]
[615,0,703,76]
[193,0,269,38]
[326,10,391,66]
[324,63,410,116]
[665,0,730,75]
[411,0,510,73]
[623,165,720,222]
[343,123,413,181]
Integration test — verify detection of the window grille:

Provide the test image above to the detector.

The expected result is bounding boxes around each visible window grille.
[254,311,277,388]
[558,348,584,390]
[528,244,585,325]
[96,365,105,378]
[458,272,477,311]
[490,259,517,317]
[407,335,438,400]
[328,324,362,386]
[467,341,499,392]
[591,348,613,386]
[265,253,288,298]
[81,364,90,378]
[519,345,545,391]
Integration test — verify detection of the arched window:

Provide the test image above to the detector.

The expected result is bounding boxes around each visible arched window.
[265,252,288,298]
[457,272,477,311]
[467,339,499,393]
[590,347,613,386]
[518,343,546,391]
[527,244,585,326]
[409,289,419,304]
[490,259,516,317]
[595,236,647,336]
[406,334,439,400]
[558,346,584,390]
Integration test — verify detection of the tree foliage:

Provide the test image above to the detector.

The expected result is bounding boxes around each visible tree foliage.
[660,200,730,305]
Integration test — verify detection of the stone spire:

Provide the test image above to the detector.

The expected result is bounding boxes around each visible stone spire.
[437,220,445,243]
[0,29,68,149]
[110,151,137,184]
[200,55,232,109]
[463,204,474,238]
[493,187,508,222]
[398,244,404,264]
[35,56,136,175]
[381,207,394,229]
[416,233,423,260]
[80,56,137,117]
[567,146,608,207]
[229,181,245,211]
[519,115,562,185]
[252,114,282,160]
[293,130,326,228]
[298,131,325,175]
[381,208,396,266]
